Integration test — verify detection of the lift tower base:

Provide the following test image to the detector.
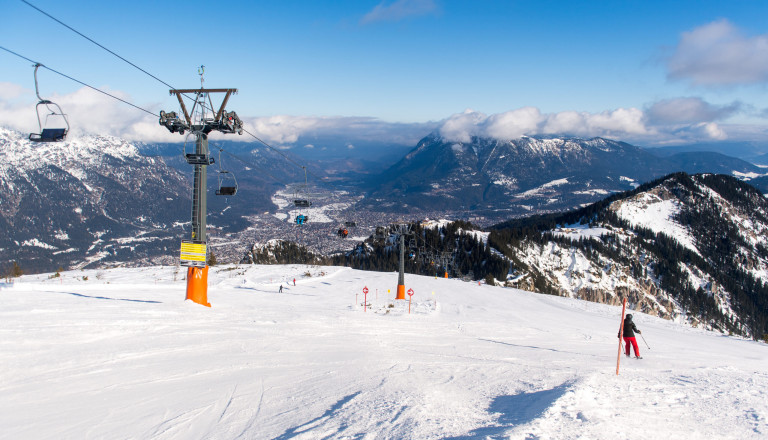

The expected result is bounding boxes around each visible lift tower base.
[187,266,211,307]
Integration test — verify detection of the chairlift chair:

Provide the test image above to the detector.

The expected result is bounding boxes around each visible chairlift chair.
[214,150,238,196]
[344,221,356,228]
[28,64,69,143]
[216,171,238,196]
[182,133,214,165]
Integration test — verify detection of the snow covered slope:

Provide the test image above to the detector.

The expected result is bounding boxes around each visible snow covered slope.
[1,264,766,439]
[0,127,189,272]
[495,173,768,339]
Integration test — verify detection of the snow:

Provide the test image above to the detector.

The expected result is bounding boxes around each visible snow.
[552,223,612,241]
[612,193,700,255]
[732,171,765,180]
[20,238,57,249]
[515,178,569,198]
[1,264,766,439]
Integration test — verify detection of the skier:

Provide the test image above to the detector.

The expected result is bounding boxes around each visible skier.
[293,278,296,286]
[619,314,642,359]
[279,284,283,293]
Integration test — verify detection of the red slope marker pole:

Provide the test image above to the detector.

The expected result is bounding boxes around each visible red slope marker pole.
[616,297,627,375]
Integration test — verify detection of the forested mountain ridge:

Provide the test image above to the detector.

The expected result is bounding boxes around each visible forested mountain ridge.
[489,172,768,340]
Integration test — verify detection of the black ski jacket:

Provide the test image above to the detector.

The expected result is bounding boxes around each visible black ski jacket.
[619,318,640,338]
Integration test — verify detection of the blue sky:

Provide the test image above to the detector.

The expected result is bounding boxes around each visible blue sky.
[3,0,768,148]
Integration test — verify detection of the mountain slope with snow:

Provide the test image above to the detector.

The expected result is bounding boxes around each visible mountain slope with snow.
[362,134,764,218]
[0,128,189,272]
[1,264,765,439]
[491,172,768,339]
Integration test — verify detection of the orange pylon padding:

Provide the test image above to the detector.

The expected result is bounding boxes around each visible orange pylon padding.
[444,271,448,278]
[186,266,211,307]
[396,284,405,300]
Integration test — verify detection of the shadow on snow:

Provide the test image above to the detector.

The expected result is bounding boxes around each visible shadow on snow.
[446,382,572,440]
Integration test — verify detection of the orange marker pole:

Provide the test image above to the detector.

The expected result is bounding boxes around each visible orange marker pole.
[616,297,627,375]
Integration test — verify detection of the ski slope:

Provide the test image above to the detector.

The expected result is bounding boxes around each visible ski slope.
[1,265,766,439]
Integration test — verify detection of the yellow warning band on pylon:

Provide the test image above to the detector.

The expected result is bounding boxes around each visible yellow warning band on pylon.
[180,240,207,265]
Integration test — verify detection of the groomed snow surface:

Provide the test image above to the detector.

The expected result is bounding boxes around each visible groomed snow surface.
[1,265,766,440]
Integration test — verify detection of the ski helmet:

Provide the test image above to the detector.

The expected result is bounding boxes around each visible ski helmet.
[626,314,633,320]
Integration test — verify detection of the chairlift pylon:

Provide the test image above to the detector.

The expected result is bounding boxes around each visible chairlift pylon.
[28,63,69,143]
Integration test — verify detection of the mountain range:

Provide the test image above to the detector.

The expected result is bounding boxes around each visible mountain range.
[0,128,189,272]
[3,127,768,275]
[360,134,765,217]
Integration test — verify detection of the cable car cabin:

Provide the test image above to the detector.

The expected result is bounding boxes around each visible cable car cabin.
[337,228,349,238]
[294,199,311,208]
[29,128,67,143]
[344,221,356,228]
[295,214,308,225]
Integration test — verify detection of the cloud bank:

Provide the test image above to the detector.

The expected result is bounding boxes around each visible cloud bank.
[667,19,768,85]
[437,100,742,145]
[0,82,756,148]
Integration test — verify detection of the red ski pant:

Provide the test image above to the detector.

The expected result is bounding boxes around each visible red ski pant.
[623,337,640,356]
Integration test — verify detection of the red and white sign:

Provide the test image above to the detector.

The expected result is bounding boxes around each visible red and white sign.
[363,286,369,294]
[407,288,414,297]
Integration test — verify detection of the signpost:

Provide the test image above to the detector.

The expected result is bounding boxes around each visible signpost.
[363,286,369,312]
[407,288,414,314]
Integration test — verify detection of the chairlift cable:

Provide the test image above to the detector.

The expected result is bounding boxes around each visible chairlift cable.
[19,0,207,111]
[16,0,328,183]
[241,128,325,182]
[0,45,158,117]
[217,147,290,187]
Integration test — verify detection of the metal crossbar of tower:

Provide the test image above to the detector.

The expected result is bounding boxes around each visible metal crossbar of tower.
[159,70,243,306]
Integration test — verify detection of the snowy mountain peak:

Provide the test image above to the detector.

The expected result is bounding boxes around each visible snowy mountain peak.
[0,127,141,173]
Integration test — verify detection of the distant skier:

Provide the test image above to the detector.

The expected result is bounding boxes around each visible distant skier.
[293,278,296,286]
[279,284,283,293]
[619,314,642,359]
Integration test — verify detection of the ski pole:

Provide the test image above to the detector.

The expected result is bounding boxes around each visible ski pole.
[640,333,650,349]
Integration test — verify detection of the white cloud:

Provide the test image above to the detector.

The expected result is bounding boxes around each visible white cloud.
[0,83,184,143]
[0,83,754,147]
[439,107,652,143]
[647,97,740,124]
[361,0,438,24]
[700,122,727,140]
[242,114,433,146]
[667,19,768,85]
[0,82,28,100]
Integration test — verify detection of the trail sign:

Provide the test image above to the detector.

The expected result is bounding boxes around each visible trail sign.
[363,286,369,294]
[407,288,414,297]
